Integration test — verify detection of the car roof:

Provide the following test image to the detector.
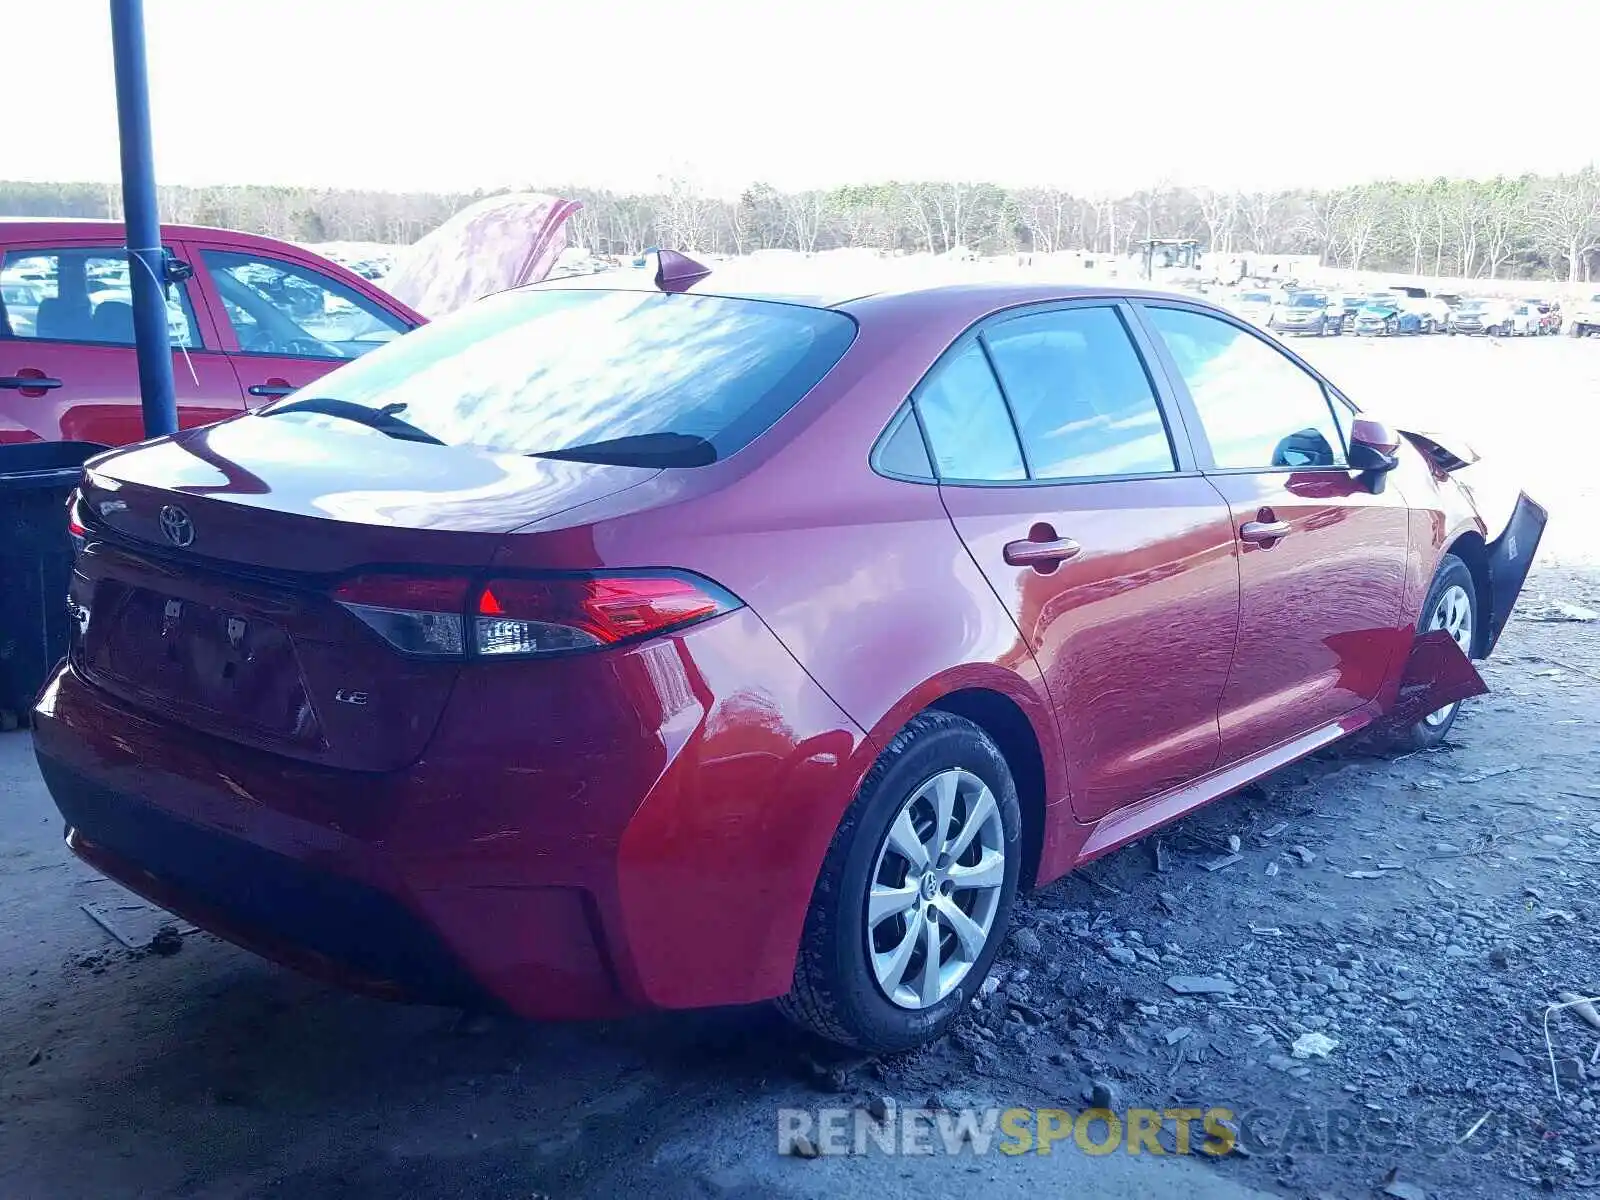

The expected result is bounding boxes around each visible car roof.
[531,264,1231,326]
[0,216,312,256]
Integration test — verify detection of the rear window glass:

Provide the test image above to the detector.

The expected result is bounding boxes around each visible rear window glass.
[264,288,856,461]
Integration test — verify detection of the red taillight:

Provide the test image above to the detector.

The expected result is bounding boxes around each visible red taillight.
[473,574,737,657]
[332,572,738,659]
[332,574,472,658]
[67,491,87,556]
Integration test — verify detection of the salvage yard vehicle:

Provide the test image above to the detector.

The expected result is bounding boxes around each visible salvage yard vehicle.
[1571,294,1600,337]
[1267,291,1337,336]
[1507,303,1543,336]
[1228,289,1277,327]
[1395,295,1451,333]
[34,259,1545,1053]
[0,219,423,448]
[1353,298,1421,336]
[1516,298,1561,335]
[1333,293,1369,333]
[1449,298,1514,335]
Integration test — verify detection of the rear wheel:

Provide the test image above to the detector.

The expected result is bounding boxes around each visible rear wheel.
[1388,554,1477,752]
[778,711,1022,1052]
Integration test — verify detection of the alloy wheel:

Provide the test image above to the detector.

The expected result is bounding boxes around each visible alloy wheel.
[866,769,1005,1010]
[1423,583,1474,727]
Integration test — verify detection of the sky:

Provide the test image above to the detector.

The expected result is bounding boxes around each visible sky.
[8,0,1595,198]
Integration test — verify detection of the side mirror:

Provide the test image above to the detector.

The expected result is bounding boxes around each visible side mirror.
[161,250,194,284]
[1349,418,1401,493]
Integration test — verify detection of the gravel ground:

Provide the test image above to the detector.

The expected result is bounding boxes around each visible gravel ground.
[0,334,1596,1199]
[871,562,1600,1198]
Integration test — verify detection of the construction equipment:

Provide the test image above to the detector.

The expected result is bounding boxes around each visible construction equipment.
[1133,238,1202,284]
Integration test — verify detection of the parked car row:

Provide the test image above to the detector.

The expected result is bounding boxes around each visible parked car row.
[1223,282,1579,340]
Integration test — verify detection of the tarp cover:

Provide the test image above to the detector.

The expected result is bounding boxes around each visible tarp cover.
[382,192,581,319]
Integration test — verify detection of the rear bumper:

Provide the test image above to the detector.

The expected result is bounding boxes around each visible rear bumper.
[33,608,868,1019]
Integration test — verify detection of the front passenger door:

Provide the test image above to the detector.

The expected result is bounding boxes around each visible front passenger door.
[1138,303,1410,765]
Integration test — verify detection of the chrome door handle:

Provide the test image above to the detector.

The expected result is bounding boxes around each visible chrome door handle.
[1003,537,1082,567]
[1240,520,1291,543]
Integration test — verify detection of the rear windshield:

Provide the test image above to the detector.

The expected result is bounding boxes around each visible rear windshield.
[262,288,857,462]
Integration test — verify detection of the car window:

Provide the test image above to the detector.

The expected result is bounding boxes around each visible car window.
[912,340,1026,482]
[982,306,1174,480]
[1144,306,1346,471]
[0,248,200,347]
[263,287,856,462]
[875,406,935,479]
[202,249,409,360]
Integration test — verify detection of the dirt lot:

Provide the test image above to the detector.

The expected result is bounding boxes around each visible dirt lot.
[1,334,1597,1200]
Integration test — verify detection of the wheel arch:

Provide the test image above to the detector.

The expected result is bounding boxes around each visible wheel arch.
[927,687,1048,891]
[1443,529,1491,656]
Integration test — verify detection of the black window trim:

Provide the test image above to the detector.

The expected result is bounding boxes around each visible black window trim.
[868,297,1202,488]
[1128,298,1356,477]
[0,244,210,351]
[871,402,937,484]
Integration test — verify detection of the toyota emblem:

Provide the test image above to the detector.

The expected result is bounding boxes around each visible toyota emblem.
[158,505,195,547]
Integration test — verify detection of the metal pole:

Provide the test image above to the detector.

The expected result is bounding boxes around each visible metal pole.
[109,0,177,438]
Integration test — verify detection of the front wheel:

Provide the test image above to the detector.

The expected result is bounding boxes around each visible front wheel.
[778,711,1022,1052]
[1388,554,1477,752]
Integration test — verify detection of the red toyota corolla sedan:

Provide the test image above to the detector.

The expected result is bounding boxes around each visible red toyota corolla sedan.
[34,260,1544,1052]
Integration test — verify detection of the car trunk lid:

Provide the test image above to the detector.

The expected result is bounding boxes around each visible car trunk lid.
[71,418,657,770]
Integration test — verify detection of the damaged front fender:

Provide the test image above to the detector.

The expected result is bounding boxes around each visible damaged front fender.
[1377,629,1490,732]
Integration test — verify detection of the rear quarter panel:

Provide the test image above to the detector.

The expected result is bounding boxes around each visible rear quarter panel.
[491,290,1073,858]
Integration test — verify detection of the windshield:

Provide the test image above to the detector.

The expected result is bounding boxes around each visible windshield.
[1287,294,1326,308]
[260,287,857,462]
[1458,300,1489,311]
[1239,292,1273,304]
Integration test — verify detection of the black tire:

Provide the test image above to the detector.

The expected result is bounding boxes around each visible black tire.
[1386,554,1477,753]
[777,710,1023,1052]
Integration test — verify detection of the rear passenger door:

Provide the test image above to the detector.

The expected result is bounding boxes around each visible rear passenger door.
[916,302,1241,822]
[1136,302,1410,765]
[0,239,243,446]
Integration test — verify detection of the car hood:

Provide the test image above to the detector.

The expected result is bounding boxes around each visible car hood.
[380,192,582,320]
[1396,426,1479,472]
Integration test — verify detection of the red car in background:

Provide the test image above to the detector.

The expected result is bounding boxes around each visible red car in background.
[34,263,1544,1053]
[0,219,423,447]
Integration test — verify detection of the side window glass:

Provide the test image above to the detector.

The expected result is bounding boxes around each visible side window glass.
[875,405,935,479]
[913,341,1026,482]
[1144,307,1346,470]
[983,306,1174,480]
[1,249,200,348]
[202,250,408,360]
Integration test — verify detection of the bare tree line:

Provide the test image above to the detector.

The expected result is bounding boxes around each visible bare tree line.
[4,168,1598,281]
